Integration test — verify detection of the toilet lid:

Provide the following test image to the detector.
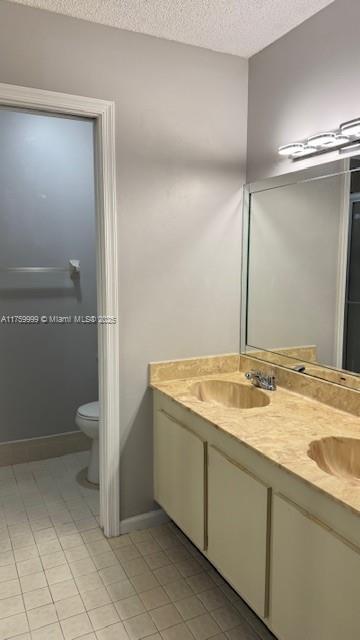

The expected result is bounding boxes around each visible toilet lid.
[77,401,99,420]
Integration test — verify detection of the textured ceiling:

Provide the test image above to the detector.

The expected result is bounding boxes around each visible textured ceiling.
[7,0,335,57]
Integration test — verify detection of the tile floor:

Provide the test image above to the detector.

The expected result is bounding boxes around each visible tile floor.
[0,452,275,640]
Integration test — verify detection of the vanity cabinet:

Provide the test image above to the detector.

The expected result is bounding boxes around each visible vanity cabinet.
[154,410,206,550]
[270,494,360,640]
[207,446,271,618]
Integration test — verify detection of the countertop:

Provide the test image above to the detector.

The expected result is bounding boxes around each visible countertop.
[151,370,360,516]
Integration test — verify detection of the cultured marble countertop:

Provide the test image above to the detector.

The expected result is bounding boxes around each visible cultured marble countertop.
[151,371,360,516]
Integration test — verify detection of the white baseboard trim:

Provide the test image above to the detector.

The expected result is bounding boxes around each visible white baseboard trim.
[119,508,169,535]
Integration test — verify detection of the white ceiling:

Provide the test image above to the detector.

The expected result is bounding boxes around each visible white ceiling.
[8,0,335,57]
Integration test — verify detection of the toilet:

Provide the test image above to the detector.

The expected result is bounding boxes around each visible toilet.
[75,401,99,485]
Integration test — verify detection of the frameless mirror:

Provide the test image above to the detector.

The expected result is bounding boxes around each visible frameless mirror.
[243,156,360,391]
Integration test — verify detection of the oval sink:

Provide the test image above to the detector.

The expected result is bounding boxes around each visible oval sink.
[308,437,360,481]
[188,380,270,410]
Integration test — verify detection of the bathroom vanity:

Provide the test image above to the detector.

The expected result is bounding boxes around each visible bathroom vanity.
[151,355,360,640]
[151,157,360,640]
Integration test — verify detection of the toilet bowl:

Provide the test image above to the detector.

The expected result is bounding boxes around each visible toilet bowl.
[75,401,99,485]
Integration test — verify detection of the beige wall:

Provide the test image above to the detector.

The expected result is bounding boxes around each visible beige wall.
[247,0,360,182]
[0,2,248,519]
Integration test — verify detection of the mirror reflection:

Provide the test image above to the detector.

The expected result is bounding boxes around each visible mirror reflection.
[245,157,360,390]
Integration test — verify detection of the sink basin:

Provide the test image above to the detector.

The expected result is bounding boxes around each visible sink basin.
[188,380,270,410]
[308,437,360,481]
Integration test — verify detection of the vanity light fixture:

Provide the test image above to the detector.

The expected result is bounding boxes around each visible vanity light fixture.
[308,132,337,147]
[291,144,317,157]
[340,118,360,138]
[278,143,304,156]
[278,120,360,159]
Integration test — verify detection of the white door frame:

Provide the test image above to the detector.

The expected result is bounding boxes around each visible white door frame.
[0,82,120,537]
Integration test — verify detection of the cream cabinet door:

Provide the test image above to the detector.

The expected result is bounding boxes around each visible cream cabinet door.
[154,410,206,550]
[207,446,271,617]
[270,494,360,640]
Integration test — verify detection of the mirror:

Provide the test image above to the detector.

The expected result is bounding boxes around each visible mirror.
[243,156,360,391]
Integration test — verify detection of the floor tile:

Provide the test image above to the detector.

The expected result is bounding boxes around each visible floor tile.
[20,571,47,593]
[86,540,111,557]
[139,586,170,611]
[108,535,132,550]
[115,595,145,620]
[0,564,17,583]
[46,563,72,585]
[163,580,193,602]
[0,551,15,567]
[197,590,229,612]
[187,613,221,640]
[225,623,261,640]
[23,587,52,610]
[144,552,170,571]
[115,545,141,564]
[69,557,97,578]
[31,622,64,640]
[0,594,24,619]
[99,564,127,586]
[87,603,119,630]
[81,586,111,611]
[0,611,28,639]
[50,578,79,602]
[122,558,149,579]
[96,621,129,640]
[17,556,43,577]
[41,550,67,569]
[75,573,104,594]
[211,606,242,632]
[161,622,194,640]
[175,559,202,578]
[65,546,90,563]
[27,603,58,630]
[106,579,136,602]
[93,551,117,570]
[153,566,181,586]
[61,612,93,640]
[135,541,162,557]
[186,574,214,594]
[55,594,85,620]
[60,533,84,550]
[37,539,62,556]
[124,612,157,640]
[149,603,182,630]
[175,595,206,621]
[0,579,21,600]
[131,571,159,594]
[14,546,39,563]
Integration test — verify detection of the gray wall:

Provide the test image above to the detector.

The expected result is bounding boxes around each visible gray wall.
[247,0,360,182]
[0,108,98,442]
[0,1,248,518]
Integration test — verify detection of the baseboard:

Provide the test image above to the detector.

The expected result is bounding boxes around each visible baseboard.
[119,508,169,534]
[0,430,90,466]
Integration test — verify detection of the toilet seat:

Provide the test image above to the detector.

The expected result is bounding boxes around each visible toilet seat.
[77,401,99,421]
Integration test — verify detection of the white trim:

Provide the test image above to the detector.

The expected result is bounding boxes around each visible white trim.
[0,82,120,537]
[334,168,351,368]
[119,509,169,535]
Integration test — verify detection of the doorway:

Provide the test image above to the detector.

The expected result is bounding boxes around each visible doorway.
[0,83,120,537]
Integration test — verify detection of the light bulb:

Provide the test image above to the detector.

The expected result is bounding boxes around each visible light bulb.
[340,119,360,137]
[278,143,304,156]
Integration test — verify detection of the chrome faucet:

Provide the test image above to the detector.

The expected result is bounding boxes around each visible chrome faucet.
[245,370,276,391]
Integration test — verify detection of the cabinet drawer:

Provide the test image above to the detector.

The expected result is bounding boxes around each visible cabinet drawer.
[207,445,271,618]
[154,410,206,550]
